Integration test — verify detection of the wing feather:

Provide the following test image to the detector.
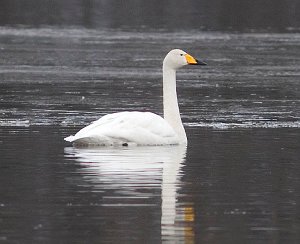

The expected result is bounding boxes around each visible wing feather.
[64,112,179,145]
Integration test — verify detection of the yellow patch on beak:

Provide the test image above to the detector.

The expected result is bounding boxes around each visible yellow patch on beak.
[185,54,198,65]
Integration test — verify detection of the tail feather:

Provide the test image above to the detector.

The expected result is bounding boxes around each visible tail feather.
[64,134,107,146]
[64,134,129,146]
[64,135,75,142]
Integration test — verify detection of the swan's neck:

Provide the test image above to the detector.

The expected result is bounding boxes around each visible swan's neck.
[163,65,187,143]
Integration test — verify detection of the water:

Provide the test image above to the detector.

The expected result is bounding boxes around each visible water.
[0,27,299,243]
[0,0,299,32]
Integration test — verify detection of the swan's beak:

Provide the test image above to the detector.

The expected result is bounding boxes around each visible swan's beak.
[185,53,207,65]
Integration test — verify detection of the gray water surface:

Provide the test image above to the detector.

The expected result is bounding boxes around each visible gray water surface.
[0,28,299,243]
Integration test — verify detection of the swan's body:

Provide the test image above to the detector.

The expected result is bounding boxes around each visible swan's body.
[64,49,206,146]
[65,111,179,146]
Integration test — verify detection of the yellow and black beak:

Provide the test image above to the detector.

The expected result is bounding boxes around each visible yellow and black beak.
[185,53,207,65]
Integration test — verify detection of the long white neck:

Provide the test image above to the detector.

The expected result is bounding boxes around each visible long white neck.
[163,64,187,144]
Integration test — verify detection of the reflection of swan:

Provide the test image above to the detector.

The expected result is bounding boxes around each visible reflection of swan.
[64,145,186,198]
[64,145,194,242]
[64,49,206,146]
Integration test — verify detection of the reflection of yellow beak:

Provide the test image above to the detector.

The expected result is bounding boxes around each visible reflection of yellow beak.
[185,54,198,65]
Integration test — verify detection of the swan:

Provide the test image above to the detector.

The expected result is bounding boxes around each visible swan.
[64,49,206,146]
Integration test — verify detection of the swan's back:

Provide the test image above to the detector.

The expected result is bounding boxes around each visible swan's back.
[64,111,179,146]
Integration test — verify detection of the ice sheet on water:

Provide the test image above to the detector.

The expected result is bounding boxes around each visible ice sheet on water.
[1,117,300,129]
[0,119,30,127]
[185,121,300,129]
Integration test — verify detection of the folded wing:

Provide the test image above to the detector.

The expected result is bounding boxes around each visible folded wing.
[64,111,179,146]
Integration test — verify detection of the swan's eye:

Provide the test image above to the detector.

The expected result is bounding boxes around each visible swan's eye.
[180,54,184,56]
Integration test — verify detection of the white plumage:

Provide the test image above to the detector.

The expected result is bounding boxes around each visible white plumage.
[64,111,179,146]
[64,49,206,146]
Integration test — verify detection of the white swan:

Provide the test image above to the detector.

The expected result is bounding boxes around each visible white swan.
[64,49,206,146]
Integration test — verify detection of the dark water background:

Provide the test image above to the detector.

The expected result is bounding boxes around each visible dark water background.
[0,0,300,32]
[0,1,300,244]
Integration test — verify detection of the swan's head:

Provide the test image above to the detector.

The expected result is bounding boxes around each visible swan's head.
[163,49,207,70]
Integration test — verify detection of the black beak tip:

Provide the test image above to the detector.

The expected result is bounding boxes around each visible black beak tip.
[196,59,207,65]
